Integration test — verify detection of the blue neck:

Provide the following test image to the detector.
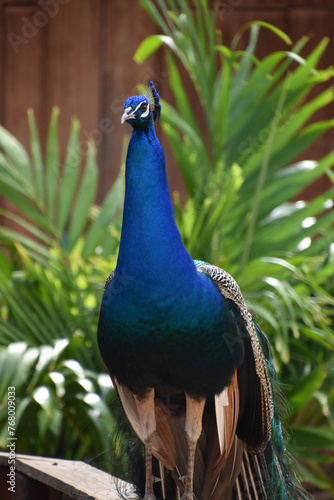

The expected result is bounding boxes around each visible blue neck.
[116,121,196,283]
[99,120,241,397]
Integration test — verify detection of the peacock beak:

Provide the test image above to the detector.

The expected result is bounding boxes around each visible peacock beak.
[121,107,136,124]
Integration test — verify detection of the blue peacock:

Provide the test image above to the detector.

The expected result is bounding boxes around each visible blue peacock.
[97,82,306,500]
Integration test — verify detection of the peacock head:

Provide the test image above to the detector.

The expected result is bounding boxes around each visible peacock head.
[121,81,161,128]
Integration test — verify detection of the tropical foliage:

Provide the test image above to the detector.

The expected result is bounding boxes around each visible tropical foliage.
[0,0,333,495]
[0,109,125,468]
[0,338,116,471]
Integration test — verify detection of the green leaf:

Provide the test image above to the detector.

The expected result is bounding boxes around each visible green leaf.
[0,125,33,195]
[0,154,31,195]
[32,385,56,418]
[0,342,28,398]
[241,21,292,45]
[230,24,260,104]
[0,210,54,246]
[57,117,81,233]
[27,108,45,201]
[161,122,198,195]
[288,367,327,414]
[67,141,98,250]
[82,168,124,260]
[45,107,60,221]
[134,34,166,64]
[293,426,334,450]
[166,52,200,135]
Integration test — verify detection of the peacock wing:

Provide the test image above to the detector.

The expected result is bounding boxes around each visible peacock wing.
[195,261,274,454]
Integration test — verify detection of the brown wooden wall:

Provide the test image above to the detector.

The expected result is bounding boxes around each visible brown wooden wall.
[1,0,333,207]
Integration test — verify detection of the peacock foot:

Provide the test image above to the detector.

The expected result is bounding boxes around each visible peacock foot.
[144,494,157,500]
[181,493,194,500]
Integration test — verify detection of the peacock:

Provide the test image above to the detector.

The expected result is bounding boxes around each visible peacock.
[97,82,306,500]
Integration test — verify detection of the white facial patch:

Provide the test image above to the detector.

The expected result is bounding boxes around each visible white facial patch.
[133,101,150,118]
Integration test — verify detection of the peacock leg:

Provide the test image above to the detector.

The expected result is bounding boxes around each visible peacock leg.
[134,388,157,500]
[181,394,206,500]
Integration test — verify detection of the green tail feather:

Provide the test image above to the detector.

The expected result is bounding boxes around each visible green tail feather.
[254,323,310,499]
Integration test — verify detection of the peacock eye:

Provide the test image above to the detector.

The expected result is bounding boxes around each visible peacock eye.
[140,103,148,112]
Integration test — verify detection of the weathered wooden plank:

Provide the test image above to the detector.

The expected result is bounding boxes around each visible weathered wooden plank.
[2,4,45,144]
[0,452,132,500]
[1,3,46,232]
[15,470,51,500]
[44,0,101,166]
[0,465,11,500]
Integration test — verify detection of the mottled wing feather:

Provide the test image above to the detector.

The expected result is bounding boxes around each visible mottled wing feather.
[195,261,274,452]
[104,270,115,291]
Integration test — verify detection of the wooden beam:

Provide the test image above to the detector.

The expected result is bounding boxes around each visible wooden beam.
[0,452,133,500]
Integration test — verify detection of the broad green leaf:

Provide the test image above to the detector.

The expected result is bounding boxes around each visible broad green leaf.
[230,24,260,104]
[257,151,334,218]
[0,250,11,279]
[0,227,57,262]
[161,122,199,195]
[0,125,33,194]
[67,141,98,250]
[27,108,44,201]
[0,156,31,196]
[292,446,334,464]
[0,210,55,246]
[212,57,231,158]
[161,99,209,168]
[32,385,56,417]
[134,34,168,64]
[82,168,124,260]
[0,342,28,397]
[166,52,200,135]
[293,426,334,450]
[57,117,81,233]
[300,327,334,350]
[288,367,326,414]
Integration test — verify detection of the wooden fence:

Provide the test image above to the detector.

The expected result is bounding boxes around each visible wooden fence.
[1,0,333,209]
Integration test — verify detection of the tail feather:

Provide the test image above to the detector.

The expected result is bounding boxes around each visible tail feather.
[234,451,266,499]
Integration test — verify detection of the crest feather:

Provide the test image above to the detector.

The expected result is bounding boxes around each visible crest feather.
[145,81,161,121]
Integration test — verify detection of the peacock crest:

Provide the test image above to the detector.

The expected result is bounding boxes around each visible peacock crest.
[145,81,161,121]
